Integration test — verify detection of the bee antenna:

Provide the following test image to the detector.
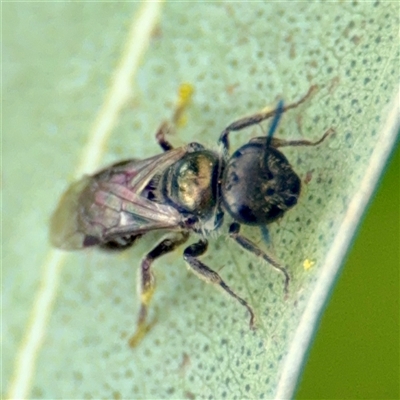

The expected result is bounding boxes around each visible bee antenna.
[264,99,284,168]
[265,99,284,147]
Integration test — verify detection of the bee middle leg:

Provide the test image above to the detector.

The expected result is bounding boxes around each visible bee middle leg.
[218,85,317,151]
[129,231,189,348]
[228,222,290,295]
[183,239,256,329]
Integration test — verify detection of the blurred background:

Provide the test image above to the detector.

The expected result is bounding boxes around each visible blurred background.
[297,142,399,399]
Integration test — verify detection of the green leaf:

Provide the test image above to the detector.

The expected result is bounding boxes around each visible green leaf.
[4,2,398,399]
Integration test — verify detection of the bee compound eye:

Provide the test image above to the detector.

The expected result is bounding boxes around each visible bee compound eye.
[285,196,298,207]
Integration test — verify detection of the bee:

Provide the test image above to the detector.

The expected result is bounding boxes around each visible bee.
[50,84,332,347]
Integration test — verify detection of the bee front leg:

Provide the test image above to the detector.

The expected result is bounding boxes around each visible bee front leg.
[218,85,317,152]
[129,232,189,348]
[183,239,256,329]
[251,127,334,149]
[228,222,290,295]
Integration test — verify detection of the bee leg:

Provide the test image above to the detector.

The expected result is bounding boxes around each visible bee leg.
[251,127,334,149]
[229,222,290,296]
[129,232,189,348]
[218,85,317,151]
[155,121,174,152]
[183,239,256,329]
[155,83,195,152]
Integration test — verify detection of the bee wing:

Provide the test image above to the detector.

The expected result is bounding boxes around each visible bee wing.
[50,146,189,250]
[85,181,184,242]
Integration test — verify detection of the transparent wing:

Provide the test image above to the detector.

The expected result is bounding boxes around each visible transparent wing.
[50,146,189,250]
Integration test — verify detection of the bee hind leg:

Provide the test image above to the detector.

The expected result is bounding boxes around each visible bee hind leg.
[129,232,189,348]
[183,239,256,329]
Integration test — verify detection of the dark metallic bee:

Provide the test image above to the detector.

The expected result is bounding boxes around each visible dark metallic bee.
[50,85,331,347]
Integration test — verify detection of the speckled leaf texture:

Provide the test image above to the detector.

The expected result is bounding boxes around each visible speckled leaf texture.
[3,2,399,399]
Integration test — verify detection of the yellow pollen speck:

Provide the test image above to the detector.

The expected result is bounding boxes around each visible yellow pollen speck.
[303,259,315,270]
[174,83,195,127]
[178,83,194,105]
[260,105,274,114]
[141,287,155,305]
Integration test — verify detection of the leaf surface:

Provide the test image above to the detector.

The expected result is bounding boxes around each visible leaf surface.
[3,2,398,399]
